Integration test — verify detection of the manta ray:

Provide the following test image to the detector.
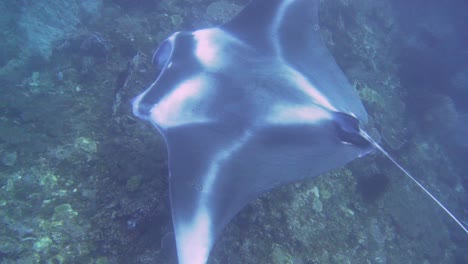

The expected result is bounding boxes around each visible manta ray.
[132,0,467,263]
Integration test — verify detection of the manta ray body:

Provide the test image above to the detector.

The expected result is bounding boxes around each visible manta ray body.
[132,0,467,263]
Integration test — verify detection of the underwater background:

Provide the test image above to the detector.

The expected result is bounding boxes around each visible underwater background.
[0,0,467,263]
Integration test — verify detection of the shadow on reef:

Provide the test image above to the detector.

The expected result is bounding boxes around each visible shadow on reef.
[356,173,390,203]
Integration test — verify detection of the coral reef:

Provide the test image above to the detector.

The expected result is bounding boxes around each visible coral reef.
[0,0,466,263]
[19,0,103,60]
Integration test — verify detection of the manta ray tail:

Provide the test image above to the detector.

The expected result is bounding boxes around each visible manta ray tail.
[360,130,468,234]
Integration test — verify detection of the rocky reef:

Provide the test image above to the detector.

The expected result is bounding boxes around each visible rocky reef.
[0,0,466,263]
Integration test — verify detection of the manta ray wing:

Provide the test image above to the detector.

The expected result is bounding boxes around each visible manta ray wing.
[222,0,368,121]
[132,0,373,263]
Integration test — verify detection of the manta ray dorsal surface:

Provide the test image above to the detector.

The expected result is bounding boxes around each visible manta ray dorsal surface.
[132,0,373,263]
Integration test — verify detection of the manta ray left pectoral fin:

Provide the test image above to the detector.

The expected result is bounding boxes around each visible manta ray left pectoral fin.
[165,124,253,264]
[165,111,373,264]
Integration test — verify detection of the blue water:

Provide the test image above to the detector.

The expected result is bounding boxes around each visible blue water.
[0,0,466,263]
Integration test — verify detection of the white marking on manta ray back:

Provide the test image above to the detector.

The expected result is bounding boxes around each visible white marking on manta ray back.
[271,0,294,59]
[268,0,338,113]
[132,85,151,119]
[193,29,227,71]
[267,105,332,125]
[177,206,211,264]
[193,28,245,71]
[133,33,179,120]
[150,75,212,128]
[287,67,338,112]
[203,130,253,194]
[177,130,253,264]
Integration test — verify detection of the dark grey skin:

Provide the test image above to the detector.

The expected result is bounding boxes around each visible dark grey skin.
[132,0,373,263]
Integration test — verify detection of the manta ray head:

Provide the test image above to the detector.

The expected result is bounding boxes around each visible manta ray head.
[132,31,213,130]
[132,28,252,131]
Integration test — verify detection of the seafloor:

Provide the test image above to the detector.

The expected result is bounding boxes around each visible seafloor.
[0,0,467,263]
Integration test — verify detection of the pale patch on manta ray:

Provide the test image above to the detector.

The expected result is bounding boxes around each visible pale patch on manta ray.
[202,130,253,194]
[132,82,155,120]
[150,75,212,128]
[177,206,211,264]
[178,130,253,264]
[270,0,338,114]
[271,0,294,58]
[193,28,243,71]
[267,105,332,125]
[287,68,338,112]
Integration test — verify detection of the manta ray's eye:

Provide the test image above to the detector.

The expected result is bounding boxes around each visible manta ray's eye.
[152,40,172,70]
